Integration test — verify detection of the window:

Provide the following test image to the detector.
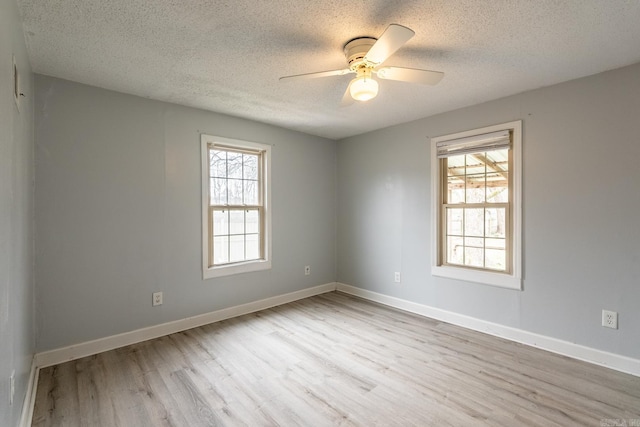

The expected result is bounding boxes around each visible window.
[202,134,271,279]
[431,121,522,289]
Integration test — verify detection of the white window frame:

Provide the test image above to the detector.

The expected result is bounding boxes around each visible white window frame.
[201,134,272,279]
[431,121,522,290]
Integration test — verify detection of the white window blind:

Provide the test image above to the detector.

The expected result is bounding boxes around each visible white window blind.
[436,130,511,158]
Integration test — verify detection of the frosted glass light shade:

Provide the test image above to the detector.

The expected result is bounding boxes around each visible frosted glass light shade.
[350,76,379,101]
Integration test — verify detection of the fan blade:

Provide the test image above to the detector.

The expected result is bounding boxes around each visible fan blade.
[280,69,352,82]
[364,24,415,65]
[340,81,355,107]
[375,66,444,85]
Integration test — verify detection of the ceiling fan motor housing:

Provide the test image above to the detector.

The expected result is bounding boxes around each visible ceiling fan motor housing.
[344,37,377,69]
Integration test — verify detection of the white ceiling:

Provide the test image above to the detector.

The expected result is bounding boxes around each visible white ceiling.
[16,0,640,140]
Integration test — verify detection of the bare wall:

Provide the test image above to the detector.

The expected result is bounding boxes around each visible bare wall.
[337,62,640,360]
[35,75,337,352]
[32,58,640,365]
[0,0,35,424]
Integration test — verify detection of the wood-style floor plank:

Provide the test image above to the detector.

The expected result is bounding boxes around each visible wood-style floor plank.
[32,292,640,426]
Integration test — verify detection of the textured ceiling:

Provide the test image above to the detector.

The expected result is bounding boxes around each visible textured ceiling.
[16,0,640,140]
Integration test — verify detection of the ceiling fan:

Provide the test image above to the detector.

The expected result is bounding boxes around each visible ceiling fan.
[280,24,444,104]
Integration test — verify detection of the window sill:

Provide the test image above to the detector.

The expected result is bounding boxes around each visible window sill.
[432,265,521,290]
[203,259,271,279]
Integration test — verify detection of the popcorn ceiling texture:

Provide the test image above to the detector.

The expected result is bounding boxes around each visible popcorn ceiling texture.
[17,0,640,139]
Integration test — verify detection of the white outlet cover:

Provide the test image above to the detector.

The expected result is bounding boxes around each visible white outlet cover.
[602,310,618,329]
[153,292,163,306]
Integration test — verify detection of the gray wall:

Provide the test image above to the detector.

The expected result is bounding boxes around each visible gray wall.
[0,0,35,424]
[35,75,336,352]
[337,62,640,360]
[31,56,640,365]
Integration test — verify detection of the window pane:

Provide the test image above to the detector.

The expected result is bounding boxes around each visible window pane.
[229,235,244,262]
[244,154,259,180]
[486,170,506,185]
[447,155,465,174]
[244,180,258,205]
[213,236,229,264]
[447,236,464,265]
[213,210,228,236]
[485,208,506,238]
[464,208,484,237]
[228,179,243,205]
[447,208,463,235]
[227,152,243,179]
[211,178,227,205]
[246,234,260,260]
[485,149,509,172]
[465,174,485,203]
[465,154,485,175]
[465,246,484,268]
[246,209,260,234]
[210,150,226,178]
[229,210,244,235]
[485,248,506,271]
[447,176,465,204]
[487,177,508,203]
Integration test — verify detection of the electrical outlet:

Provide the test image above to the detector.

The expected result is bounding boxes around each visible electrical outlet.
[602,310,618,329]
[152,292,163,306]
[304,266,311,276]
[10,370,15,406]
[394,272,401,283]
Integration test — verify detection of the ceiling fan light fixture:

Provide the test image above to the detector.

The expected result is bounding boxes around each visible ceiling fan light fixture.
[279,24,444,105]
[350,73,379,101]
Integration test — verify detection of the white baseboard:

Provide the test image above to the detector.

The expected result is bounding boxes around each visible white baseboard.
[19,358,38,427]
[336,283,640,377]
[34,282,337,369]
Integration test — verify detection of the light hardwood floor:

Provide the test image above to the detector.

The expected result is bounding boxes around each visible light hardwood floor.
[32,292,640,426]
